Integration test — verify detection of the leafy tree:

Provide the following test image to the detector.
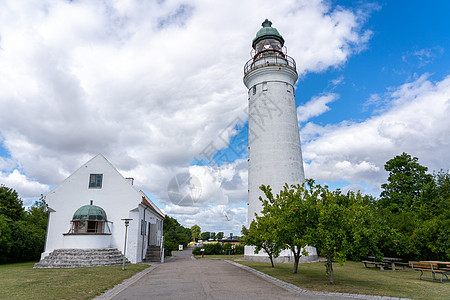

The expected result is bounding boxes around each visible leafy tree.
[200,231,211,241]
[190,224,201,242]
[163,216,191,255]
[25,197,48,232]
[241,215,283,267]
[379,152,433,212]
[9,220,46,262]
[259,181,319,273]
[347,201,394,262]
[0,215,12,264]
[0,185,25,221]
[215,232,224,240]
[309,189,374,284]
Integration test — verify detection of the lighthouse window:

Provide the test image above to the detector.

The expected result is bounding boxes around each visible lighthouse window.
[89,174,103,188]
[286,83,291,93]
[252,86,256,95]
[262,82,267,91]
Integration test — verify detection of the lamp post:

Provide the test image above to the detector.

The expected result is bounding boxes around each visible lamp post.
[121,218,132,270]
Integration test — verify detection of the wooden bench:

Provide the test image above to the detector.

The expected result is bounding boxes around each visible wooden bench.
[409,261,450,283]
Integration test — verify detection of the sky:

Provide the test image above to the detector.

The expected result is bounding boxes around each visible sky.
[1,0,449,236]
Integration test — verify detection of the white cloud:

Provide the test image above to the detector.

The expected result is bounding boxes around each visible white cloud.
[302,74,450,190]
[297,93,339,122]
[167,204,248,235]
[0,0,372,231]
[0,170,50,205]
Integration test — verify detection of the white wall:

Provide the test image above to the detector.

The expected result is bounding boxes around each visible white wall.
[244,66,305,225]
[42,154,164,263]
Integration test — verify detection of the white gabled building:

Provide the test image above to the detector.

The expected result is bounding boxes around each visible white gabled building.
[37,154,164,266]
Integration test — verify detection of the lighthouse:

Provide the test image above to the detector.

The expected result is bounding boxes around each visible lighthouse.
[244,19,305,223]
[244,20,315,262]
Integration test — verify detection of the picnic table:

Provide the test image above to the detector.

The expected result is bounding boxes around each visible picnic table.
[362,257,408,271]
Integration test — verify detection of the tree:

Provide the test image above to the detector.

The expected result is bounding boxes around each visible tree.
[241,215,283,267]
[379,152,433,212]
[407,170,450,260]
[163,216,191,255]
[200,231,211,241]
[215,232,224,240]
[309,189,373,284]
[0,215,12,264]
[191,225,201,242]
[0,187,49,264]
[25,197,48,232]
[0,185,24,221]
[259,181,319,273]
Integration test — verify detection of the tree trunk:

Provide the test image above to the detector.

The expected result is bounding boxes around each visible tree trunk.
[292,247,301,273]
[327,249,334,284]
[263,246,275,268]
[269,254,274,268]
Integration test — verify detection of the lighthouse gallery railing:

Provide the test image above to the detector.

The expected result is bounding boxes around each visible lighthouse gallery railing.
[244,54,296,75]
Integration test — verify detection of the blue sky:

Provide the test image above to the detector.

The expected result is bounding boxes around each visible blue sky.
[1,0,449,235]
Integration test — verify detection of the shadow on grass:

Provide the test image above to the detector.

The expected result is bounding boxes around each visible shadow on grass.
[236,260,449,300]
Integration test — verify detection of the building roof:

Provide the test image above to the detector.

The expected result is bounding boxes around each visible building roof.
[72,203,107,221]
[140,191,165,219]
[252,19,285,48]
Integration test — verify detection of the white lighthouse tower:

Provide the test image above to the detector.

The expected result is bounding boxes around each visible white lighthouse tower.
[244,19,305,223]
[244,20,315,262]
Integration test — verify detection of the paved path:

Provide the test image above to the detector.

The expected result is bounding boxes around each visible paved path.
[102,248,403,300]
[106,248,335,300]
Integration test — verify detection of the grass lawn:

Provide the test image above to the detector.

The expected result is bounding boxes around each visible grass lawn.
[193,254,244,260]
[236,260,449,300]
[0,262,149,300]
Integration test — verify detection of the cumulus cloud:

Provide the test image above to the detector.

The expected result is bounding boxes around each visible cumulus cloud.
[0,0,372,230]
[165,204,248,235]
[0,170,50,205]
[297,93,338,122]
[302,74,450,191]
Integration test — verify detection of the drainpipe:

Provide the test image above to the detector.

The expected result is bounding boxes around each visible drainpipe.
[141,206,147,261]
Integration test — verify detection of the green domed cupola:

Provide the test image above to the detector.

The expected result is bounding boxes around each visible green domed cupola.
[252,19,285,48]
[72,201,107,221]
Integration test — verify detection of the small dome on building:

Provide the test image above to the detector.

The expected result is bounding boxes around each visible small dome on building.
[72,203,107,221]
[252,19,285,48]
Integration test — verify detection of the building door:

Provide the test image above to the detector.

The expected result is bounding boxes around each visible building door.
[148,222,151,246]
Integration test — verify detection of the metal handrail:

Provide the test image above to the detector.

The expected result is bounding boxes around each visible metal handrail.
[244,54,296,75]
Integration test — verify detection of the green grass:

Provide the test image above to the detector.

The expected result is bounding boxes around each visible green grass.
[194,254,244,260]
[236,260,449,300]
[0,262,149,300]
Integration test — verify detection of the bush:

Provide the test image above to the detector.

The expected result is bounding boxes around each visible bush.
[192,243,243,256]
[223,243,232,252]
[192,243,223,255]
[235,245,244,254]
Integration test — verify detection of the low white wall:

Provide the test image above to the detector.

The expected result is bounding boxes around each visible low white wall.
[244,245,318,263]
[62,234,112,249]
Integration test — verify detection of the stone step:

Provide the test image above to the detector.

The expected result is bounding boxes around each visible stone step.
[143,246,162,262]
[34,248,130,268]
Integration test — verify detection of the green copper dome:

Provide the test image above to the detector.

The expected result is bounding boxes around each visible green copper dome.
[72,203,107,221]
[252,19,285,48]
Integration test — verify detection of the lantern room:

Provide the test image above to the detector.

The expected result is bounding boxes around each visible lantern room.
[252,19,285,58]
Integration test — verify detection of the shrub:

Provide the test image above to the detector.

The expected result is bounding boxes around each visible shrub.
[191,243,223,255]
[235,245,244,254]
